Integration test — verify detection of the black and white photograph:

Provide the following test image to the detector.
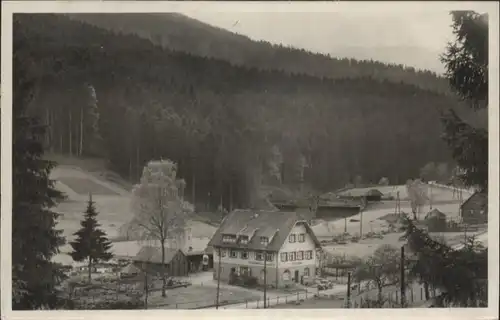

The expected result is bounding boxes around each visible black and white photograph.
[1,1,498,318]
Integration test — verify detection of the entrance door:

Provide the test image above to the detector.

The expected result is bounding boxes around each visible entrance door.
[294,270,299,283]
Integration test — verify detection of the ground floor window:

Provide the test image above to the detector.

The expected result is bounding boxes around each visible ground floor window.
[282,269,291,281]
[240,266,250,276]
[304,267,310,277]
[260,269,266,280]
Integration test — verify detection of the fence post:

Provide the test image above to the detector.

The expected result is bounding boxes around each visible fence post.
[286,295,288,303]
[396,290,399,302]
[257,299,259,309]
[411,288,414,303]
[268,297,270,306]
[420,287,423,300]
[277,296,279,305]
[296,292,299,302]
[246,300,248,308]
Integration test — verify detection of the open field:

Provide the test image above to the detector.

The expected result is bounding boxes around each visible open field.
[50,164,136,265]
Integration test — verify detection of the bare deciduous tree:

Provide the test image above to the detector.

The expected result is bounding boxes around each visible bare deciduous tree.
[406,179,428,220]
[129,159,193,297]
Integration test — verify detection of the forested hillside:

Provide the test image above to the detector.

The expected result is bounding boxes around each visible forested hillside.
[15,14,461,210]
[66,13,451,95]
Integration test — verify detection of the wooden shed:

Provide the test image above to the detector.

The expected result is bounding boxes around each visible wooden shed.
[133,247,189,277]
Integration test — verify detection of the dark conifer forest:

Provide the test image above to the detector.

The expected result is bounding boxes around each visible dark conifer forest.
[14,14,465,209]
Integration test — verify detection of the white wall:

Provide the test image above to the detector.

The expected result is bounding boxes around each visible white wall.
[278,223,316,268]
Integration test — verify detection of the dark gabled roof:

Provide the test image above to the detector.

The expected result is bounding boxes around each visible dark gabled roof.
[366,189,384,196]
[207,209,322,252]
[460,192,487,209]
[134,246,183,264]
[425,208,446,219]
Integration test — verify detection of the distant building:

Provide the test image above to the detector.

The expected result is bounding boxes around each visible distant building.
[460,192,488,225]
[208,210,322,288]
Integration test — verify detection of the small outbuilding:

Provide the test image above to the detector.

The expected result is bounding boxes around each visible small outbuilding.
[424,208,447,232]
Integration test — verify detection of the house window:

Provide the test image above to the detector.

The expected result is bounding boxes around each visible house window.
[260,237,269,245]
[282,270,291,281]
[281,252,288,262]
[266,253,273,261]
[305,250,313,260]
[221,249,226,257]
[304,267,310,277]
[241,251,249,259]
[297,251,304,261]
[230,250,238,258]
[240,266,250,276]
[288,252,296,261]
[298,234,305,243]
[223,235,236,243]
[240,236,249,244]
[255,252,264,261]
[289,234,296,243]
[260,269,266,280]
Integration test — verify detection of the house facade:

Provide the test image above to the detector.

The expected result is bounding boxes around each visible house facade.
[461,192,488,225]
[208,210,322,288]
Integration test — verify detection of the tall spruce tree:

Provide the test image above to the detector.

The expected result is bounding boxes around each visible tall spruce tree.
[402,10,489,308]
[70,194,113,283]
[440,11,489,191]
[12,23,67,309]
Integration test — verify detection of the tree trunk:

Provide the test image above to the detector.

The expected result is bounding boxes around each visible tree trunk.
[192,171,196,206]
[229,180,233,212]
[377,284,383,303]
[69,109,73,156]
[424,282,430,300]
[161,241,166,297]
[88,258,92,284]
[79,106,84,156]
[45,108,50,149]
[144,270,149,309]
[136,145,140,182]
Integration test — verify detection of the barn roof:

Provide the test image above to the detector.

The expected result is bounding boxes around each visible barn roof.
[460,192,487,209]
[135,246,182,264]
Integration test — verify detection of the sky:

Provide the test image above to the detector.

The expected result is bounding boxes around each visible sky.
[182,4,494,74]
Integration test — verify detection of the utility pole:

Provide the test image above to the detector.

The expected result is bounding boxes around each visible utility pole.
[263,251,268,308]
[344,217,347,233]
[346,272,351,308]
[400,246,406,307]
[395,191,401,216]
[359,209,363,238]
[429,185,433,210]
[216,247,222,309]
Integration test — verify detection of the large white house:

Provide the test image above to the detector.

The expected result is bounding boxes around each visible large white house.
[207,209,322,288]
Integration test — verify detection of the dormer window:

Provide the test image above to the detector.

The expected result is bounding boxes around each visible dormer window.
[240,235,249,244]
[222,234,237,244]
[260,237,269,245]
